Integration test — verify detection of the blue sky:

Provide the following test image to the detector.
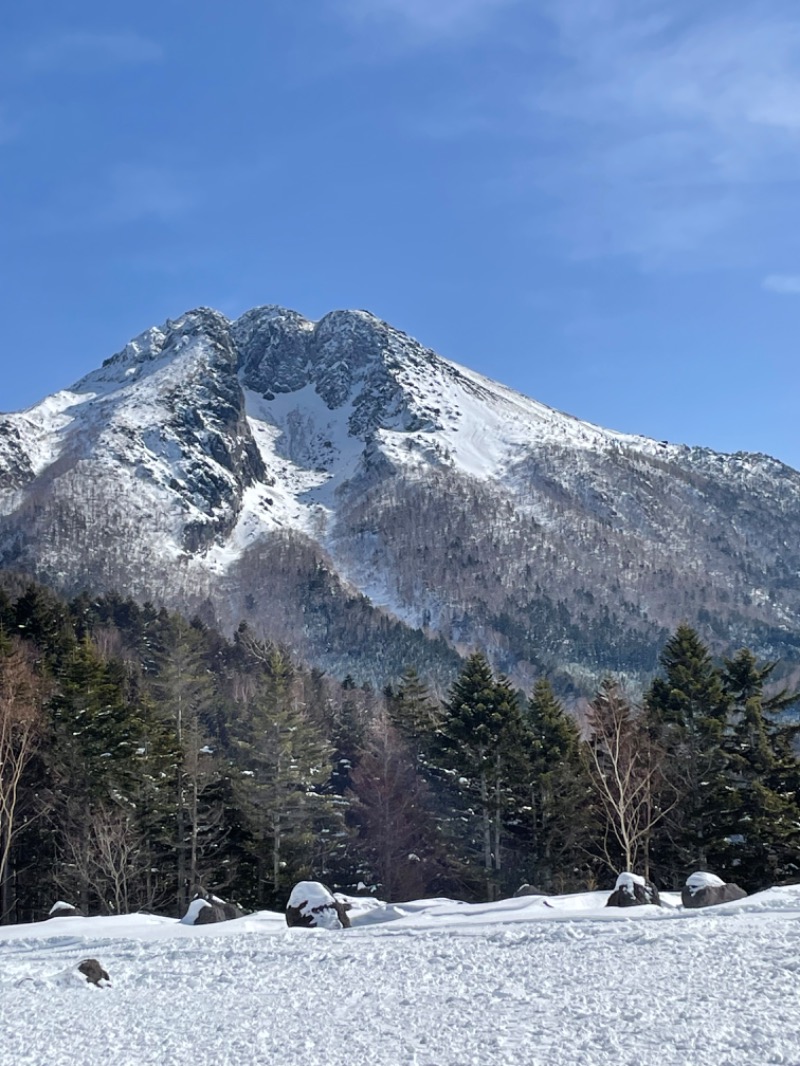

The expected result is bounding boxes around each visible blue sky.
[2,0,799,467]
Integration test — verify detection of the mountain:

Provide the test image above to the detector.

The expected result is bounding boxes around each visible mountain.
[2,305,799,691]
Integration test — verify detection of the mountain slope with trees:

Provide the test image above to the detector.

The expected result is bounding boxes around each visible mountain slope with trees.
[2,574,795,923]
[1,305,800,690]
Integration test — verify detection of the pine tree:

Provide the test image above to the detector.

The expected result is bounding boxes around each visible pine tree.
[46,636,161,911]
[152,617,225,912]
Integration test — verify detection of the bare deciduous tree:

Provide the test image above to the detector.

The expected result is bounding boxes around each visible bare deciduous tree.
[583,678,672,877]
[58,804,146,915]
[0,639,46,921]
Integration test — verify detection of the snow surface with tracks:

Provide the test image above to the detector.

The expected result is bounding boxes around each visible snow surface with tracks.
[2,887,800,1066]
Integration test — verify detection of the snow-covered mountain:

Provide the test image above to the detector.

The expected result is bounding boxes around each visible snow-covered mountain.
[2,305,799,689]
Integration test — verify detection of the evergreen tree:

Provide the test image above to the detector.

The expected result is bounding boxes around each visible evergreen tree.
[152,616,225,913]
[715,649,800,888]
[230,647,341,906]
[387,666,441,765]
[434,653,531,900]
[645,625,729,879]
[525,679,594,891]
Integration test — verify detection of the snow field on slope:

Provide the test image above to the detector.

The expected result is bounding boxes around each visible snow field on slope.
[2,890,800,1066]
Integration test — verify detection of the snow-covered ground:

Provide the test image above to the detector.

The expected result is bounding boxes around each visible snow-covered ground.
[2,887,800,1066]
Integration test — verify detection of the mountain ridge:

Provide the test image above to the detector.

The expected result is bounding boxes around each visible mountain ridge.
[2,304,799,691]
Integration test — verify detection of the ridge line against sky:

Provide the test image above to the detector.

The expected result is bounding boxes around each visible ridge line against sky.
[1,0,798,468]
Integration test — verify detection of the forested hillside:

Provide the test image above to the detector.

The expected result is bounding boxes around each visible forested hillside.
[1,576,798,924]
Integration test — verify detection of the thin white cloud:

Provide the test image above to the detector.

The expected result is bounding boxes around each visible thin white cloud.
[763,275,800,295]
[25,30,163,71]
[530,0,800,263]
[337,0,520,40]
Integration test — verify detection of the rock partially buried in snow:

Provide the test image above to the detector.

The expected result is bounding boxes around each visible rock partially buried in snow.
[606,872,661,908]
[77,959,110,987]
[286,882,351,929]
[48,901,82,919]
[513,884,548,898]
[681,872,747,909]
[181,890,247,925]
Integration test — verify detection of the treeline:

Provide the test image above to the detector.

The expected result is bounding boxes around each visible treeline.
[0,580,798,922]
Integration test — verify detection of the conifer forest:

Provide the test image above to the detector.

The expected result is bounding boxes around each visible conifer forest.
[0,575,798,924]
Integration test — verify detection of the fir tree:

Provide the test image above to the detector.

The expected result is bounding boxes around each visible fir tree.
[230,647,341,905]
[525,679,593,891]
[152,616,225,912]
[715,649,800,888]
[645,625,729,879]
[434,653,531,900]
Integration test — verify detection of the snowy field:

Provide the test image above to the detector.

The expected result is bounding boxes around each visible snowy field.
[2,887,800,1066]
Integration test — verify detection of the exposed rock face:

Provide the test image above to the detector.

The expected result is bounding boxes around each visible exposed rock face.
[285,882,351,930]
[3,303,800,691]
[77,959,110,986]
[606,873,661,908]
[681,872,748,909]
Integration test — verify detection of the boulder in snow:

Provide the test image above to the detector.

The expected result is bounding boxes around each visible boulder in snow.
[606,872,660,908]
[48,901,82,919]
[77,959,110,987]
[681,872,747,909]
[181,889,247,925]
[286,882,351,929]
[513,884,548,898]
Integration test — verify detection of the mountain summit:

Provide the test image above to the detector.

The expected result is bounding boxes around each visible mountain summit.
[2,305,799,689]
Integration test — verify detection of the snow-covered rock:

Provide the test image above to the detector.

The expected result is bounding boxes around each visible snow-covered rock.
[682,872,747,909]
[685,871,726,892]
[286,882,351,930]
[606,872,660,908]
[47,901,81,919]
[180,899,212,926]
[181,891,247,925]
